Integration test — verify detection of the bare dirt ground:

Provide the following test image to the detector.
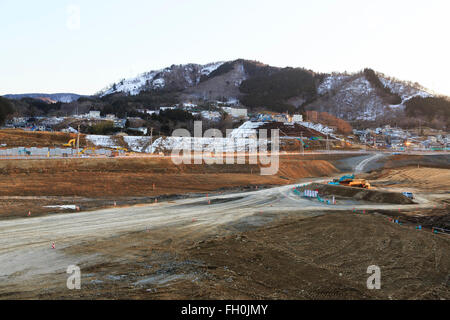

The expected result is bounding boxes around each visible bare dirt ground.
[3,212,448,300]
[0,153,449,300]
[0,156,340,219]
[360,166,450,230]
[0,129,86,148]
[366,166,450,191]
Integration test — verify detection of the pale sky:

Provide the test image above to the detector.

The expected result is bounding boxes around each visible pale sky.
[1,0,449,96]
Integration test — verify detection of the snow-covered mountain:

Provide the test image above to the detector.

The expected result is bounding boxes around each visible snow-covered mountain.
[3,93,83,103]
[98,59,438,123]
[100,62,225,96]
[309,72,433,121]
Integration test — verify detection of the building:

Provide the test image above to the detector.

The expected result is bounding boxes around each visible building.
[292,114,303,123]
[89,111,101,118]
[221,107,248,118]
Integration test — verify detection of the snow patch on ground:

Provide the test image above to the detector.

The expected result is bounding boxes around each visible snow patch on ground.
[123,136,152,152]
[44,205,77,210]
[229,121,263,139]
[298,122,334,135]
[86,135,119,148]
[150,136,265,153]
[317,75,351,95]
[201,62,225,75]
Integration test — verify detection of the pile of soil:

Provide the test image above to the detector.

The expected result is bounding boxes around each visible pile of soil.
[302,183,414,204]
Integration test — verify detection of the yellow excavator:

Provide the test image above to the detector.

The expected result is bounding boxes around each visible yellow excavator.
[110,147,128,157]
[63,139,76,147]
[78,147,96,155]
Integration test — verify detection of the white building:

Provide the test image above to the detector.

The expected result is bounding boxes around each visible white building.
[292,114,303,123]
[221,107,248,118]
[89,111,101,118]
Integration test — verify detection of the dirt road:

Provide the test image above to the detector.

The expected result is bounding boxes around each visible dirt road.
[0,154,448,299]
[0,176,440,285]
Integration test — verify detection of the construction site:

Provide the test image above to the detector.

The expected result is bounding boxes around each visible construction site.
[0,128,448,300]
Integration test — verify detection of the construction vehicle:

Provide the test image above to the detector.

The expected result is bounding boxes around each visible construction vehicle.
[328,174,354,185]
[347,179,371,189]
[110,147,128,158]
[78,147,96,155]
[329,174,371,189]
[402,192,414,199]
[63,139,76,147]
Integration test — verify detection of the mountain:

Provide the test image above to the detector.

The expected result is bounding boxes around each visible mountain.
[3,93,83,103]
[96,59,448,128]
[308,69,432,122]
[100,62,227,96]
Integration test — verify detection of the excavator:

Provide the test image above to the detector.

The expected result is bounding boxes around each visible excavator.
[78,147,96,155]
[63,139,76,147]
[329,174,371,189]
[110,147,128,157]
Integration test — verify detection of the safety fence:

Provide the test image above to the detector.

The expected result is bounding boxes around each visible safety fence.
[0,147,114,158]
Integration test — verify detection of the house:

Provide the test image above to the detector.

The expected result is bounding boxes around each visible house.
[113,119,127,129]
[292,114,303,123]
[221,107,248,118]
[89,111,101,118]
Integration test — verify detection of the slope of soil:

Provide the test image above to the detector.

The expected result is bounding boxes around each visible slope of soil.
[0,156,340,218]
[302,183,414,204]
[366,167,450,191]
[0,129,87,148]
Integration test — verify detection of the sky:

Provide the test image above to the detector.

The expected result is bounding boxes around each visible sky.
[1,0,449,96]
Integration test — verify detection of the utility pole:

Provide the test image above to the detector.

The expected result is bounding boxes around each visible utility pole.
[150,127,153,154]
[76,124,80,156]
[301,132,304,156]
